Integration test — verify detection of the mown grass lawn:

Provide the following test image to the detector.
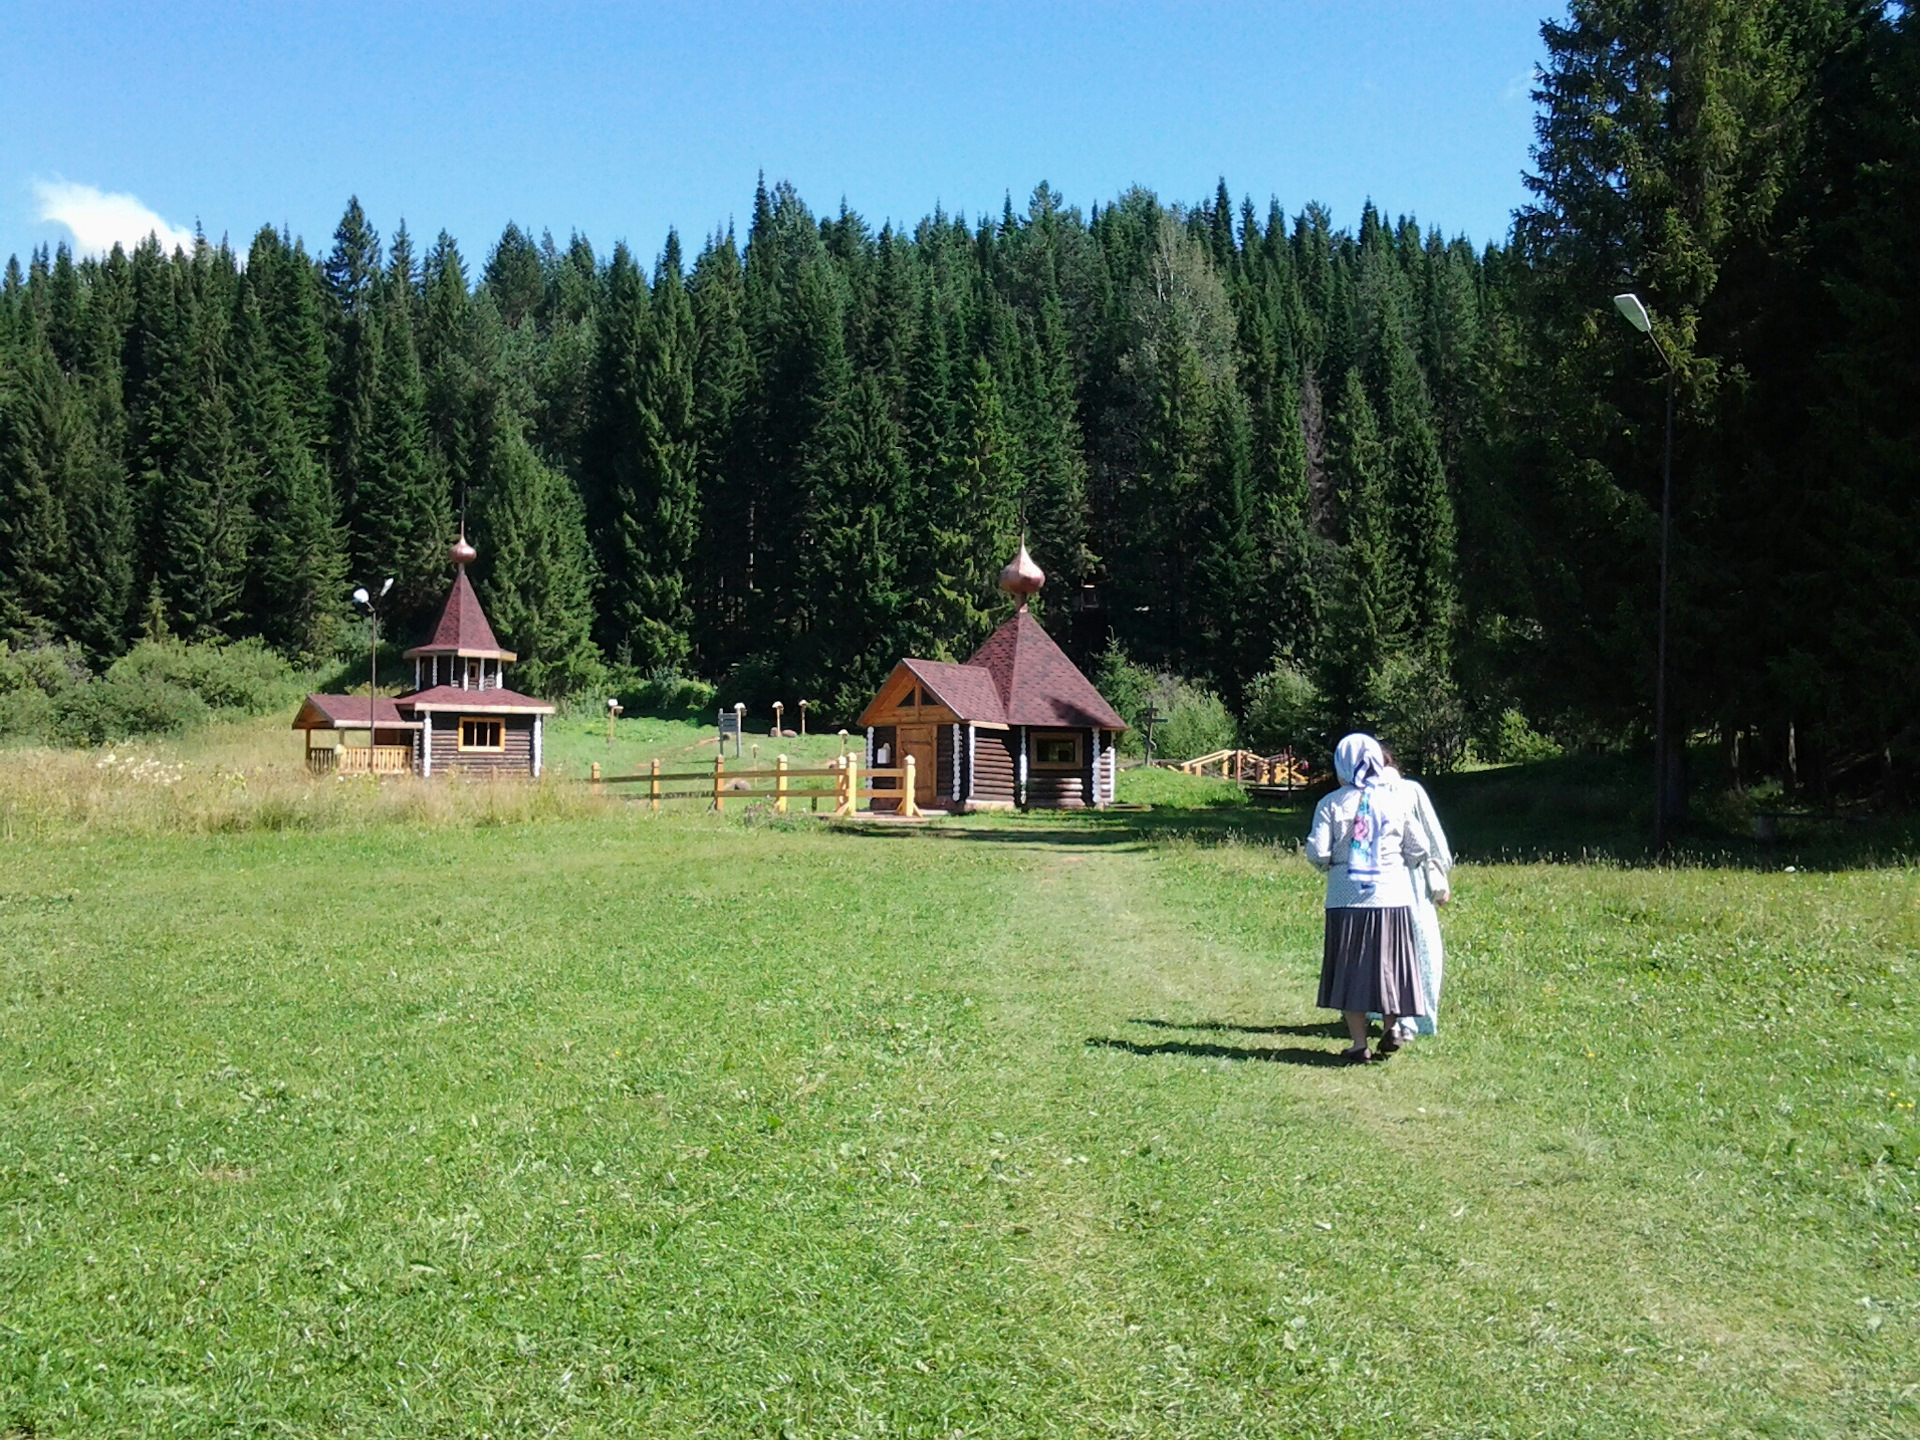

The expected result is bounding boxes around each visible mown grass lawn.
[2,760,1916,1436]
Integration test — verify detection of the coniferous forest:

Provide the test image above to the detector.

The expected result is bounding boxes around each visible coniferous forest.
[2,2,1917,799]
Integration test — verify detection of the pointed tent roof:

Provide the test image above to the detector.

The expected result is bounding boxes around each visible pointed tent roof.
[404,568,515,660]
[965,607,1127,729]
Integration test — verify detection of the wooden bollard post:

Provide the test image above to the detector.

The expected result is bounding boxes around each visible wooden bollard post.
[713,753,725,813]
[591,761,602,794]
[775,754,788,814]
[650,756,661,811]
[902,754,919,818]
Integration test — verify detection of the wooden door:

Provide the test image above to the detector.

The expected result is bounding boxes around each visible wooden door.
[897,725,938,809]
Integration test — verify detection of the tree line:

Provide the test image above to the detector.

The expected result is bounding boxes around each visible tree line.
[2,0,1915,798]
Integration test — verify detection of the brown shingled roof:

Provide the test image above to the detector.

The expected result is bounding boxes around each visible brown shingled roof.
[399,685,555,715]
[292,694,420,730]
[966,608,1128,729]
[404,569,515,659]
[901,658,1007,724]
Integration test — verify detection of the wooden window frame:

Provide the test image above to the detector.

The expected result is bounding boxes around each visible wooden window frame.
[459,716,505,752]
[1031,730,1083,770]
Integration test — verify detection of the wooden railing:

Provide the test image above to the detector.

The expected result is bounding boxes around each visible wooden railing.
[309,745,413,776]
[1162,748,1308,786]
[587,754,924,817]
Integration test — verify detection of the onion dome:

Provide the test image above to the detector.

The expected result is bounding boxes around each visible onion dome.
[450,531,478,568]
[999,541,1045,604]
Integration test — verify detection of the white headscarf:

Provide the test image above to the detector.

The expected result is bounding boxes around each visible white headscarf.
[1334,733,1387,890]
[1334,733,1386,789]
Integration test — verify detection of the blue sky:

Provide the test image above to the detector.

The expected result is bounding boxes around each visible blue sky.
[5,1,1552,269]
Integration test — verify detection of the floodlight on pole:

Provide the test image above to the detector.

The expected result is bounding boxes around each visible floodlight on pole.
[1612,292,1652,334]
[1612,291,1679,853]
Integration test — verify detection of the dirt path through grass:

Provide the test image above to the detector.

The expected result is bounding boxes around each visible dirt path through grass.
[934,828,1918,1438]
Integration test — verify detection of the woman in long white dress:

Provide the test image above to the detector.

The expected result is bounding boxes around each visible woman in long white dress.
[1379,754,1452,1040]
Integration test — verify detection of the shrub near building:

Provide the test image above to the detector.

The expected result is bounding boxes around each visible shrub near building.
[0,638,301,745]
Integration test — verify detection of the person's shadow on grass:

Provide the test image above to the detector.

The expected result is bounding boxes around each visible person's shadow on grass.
[1128,1017,1346,1039]
[1086,1036,1354,1067]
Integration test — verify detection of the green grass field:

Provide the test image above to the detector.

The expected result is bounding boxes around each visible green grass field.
[2,721,1917,1436]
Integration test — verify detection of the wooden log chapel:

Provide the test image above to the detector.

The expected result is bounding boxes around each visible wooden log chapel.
[292,533,556,777]
[857,544,1128,812]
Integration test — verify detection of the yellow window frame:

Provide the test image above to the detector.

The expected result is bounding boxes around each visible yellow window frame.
[459,716,505,752]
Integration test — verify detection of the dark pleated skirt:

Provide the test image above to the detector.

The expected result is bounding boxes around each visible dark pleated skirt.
[1318,906,1428,1016]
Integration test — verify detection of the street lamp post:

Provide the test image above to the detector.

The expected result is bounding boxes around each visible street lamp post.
[1612,292,1678,853]
[351,578,394,751]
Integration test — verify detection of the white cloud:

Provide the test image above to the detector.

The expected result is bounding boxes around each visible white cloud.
[32,179,198,257]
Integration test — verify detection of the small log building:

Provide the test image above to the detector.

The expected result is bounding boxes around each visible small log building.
[293,534,556,777]
[857,545,1127,811]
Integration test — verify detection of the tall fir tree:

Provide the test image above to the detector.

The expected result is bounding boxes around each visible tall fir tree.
[473,420,601,696]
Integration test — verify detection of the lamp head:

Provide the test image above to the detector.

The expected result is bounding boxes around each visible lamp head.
[351,586,370,607]
[1613,293,1652,334]
[380,577,394,597]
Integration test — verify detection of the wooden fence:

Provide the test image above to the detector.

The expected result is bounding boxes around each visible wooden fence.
[586,753,923,817]
[1162,749,1309,786]
[308,744,413,776]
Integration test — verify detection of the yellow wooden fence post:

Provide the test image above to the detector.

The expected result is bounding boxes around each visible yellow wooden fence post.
[714,753,725,813]
[650,756,661,811]
[901,754,920,818]
[776,754,788,814]
[591,761,602,794]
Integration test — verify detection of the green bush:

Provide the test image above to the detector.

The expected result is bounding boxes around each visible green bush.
[618,671,719,720]
[51,673,209,745]
[1493,708,1564,764]
[1092,643,1238,761]
[1243,661,1326,755]
[0,638,303,745]
[106,638,298,714]
[0,643,92,739]
[1156,688,1237,762]
[1371,654,1468,774]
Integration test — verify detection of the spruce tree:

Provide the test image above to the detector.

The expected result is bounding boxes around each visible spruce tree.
[157,244,253,638]
[234,256,346,659]
[801,371,908,714]
[687,230,752,670]
[0,328,73,643]
[324,199,382,518]
[1193,381,1262,710]
[587,236,701,670]
[473,421,602,696]
[353,283,450,629]
[1318,367,1401,729]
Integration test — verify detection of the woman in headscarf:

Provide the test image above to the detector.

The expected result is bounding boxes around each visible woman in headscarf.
[1306,733,1433,1062]
[1375,747,1453,1044]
